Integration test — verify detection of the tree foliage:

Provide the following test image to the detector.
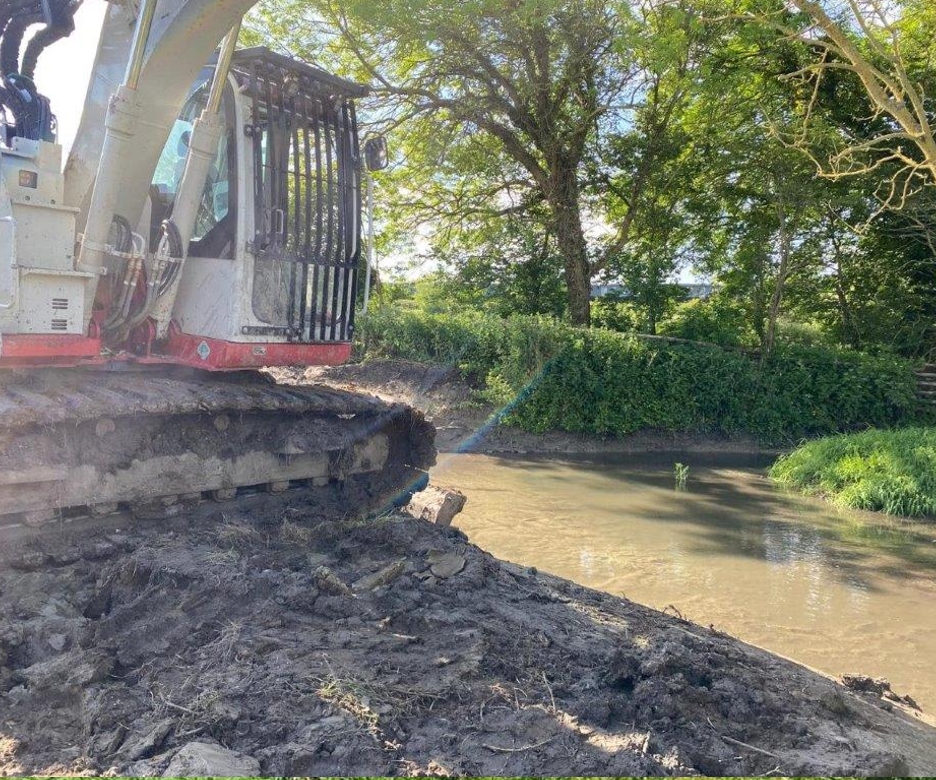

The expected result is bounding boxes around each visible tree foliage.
[247,0,936,357]
[251,0,728,325]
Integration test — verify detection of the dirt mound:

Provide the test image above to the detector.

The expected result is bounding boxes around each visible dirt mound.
[2,491,935,776]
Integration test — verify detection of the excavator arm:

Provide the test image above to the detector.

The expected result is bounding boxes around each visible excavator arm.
[63,0,256,235]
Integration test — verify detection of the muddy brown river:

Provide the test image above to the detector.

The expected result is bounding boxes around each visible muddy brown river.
[432,452,936,713]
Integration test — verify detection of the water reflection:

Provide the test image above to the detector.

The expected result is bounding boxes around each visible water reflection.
[433,452,936,712]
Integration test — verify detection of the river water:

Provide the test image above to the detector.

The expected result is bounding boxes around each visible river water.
[431,452,936,713]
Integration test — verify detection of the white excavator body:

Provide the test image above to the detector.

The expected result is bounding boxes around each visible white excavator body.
[0,0,380,369]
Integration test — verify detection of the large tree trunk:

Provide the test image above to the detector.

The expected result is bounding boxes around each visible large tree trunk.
[551,168,591,326]
[558,226,591,326]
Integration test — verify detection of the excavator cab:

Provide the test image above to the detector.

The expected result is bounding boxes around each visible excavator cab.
[0,37,373,370]
[145,47,370,368]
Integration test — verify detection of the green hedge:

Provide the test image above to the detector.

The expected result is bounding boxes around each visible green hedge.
[357,307,922,442]
[770,428,936,517]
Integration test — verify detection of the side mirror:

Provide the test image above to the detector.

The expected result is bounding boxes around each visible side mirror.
[364,135,389,172]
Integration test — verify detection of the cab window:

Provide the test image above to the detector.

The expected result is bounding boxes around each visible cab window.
[150,74,237,259]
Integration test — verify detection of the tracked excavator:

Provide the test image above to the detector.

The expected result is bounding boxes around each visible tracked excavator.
[0,0,434,535]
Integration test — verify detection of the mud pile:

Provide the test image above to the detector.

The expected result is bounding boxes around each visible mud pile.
[2,490,936,776]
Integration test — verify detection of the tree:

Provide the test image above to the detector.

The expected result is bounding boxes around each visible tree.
[596,1,716,334]
[762,0,936,201]
[428,218,567,318]
[739,0,936,355]
[249,0,717,325]
[674,12,836,354]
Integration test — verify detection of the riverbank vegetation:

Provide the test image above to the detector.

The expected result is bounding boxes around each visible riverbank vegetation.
[771,428,936,518]
[358,307,920,443]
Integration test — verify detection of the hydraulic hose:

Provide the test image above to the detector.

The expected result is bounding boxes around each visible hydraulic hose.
[21,0,77,79]
[156,219,183,295]
[0,0,42,46]
[118,219,183,336]
[0,5,42,76]
[0,0,74,140]
[102,215,136,331]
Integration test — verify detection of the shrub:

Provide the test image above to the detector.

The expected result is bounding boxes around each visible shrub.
[591,298,641,333]
[412,271,488,314]
[657,297,752,347]
[356,308,922,443]
[773,316,836,348]
[770,428,936,518]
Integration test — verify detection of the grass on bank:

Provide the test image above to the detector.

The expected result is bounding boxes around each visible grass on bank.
[357,307,923,444]
[770,427,936,518]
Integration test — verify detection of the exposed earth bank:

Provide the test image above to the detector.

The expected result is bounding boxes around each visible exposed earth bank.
[2,489,936,776]
[275,360,782,456]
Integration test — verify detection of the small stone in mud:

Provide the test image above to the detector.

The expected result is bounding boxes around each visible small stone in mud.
[90,727,127,758]
[47,633,67,652]
[313,565,353,597]
[120,718,175,761]
[405,485,467,527]
[427,551,466,579]
[162,741,261,777]
[352,559,407,593]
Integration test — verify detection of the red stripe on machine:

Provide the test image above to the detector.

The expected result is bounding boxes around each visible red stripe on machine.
[162,331,352,370]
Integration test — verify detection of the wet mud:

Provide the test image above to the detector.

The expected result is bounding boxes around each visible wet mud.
[2,489,935,776]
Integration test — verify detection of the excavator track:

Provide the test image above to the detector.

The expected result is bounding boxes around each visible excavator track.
[0,368,435,539]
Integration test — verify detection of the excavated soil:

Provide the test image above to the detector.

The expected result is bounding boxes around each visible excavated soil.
[272,360,780,456]
[3,489,936,776]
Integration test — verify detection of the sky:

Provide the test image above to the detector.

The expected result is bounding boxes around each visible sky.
[33,0,107,156]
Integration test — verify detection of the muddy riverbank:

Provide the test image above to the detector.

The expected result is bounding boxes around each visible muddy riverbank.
[436,452,936,713]
[276,360,780,456]
[3,488,936,776]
